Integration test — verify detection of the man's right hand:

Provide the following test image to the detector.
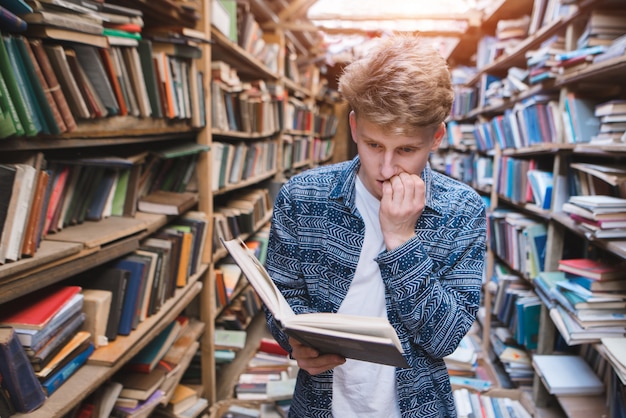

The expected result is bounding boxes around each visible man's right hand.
[288,337,346,375]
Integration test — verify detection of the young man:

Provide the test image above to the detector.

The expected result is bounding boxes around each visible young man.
[265,34,487,417]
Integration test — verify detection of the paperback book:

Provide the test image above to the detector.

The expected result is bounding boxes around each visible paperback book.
[220,238,409,368]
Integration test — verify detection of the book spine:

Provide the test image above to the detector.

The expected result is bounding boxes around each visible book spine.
[4,36,46,135]
[21,295,84,351]
[0,6,27,33]
[20,169,49,257]
[0,70,19,137]
[41,342,94,396]
[0,328,46,413]
[17,35,67,134]
[0,35,38,136]
[30,312,86,363]
[29,39,77,132]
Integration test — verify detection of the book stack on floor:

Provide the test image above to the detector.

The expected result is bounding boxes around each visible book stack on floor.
[0,285,93,399]
[545,258,626,345]
[562,195,626,239]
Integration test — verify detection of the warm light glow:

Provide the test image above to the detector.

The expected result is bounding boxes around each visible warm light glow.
[308,0,476,19]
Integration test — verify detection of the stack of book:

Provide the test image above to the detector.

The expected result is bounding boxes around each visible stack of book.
[546,258,626,345]
[233,338,297,408]
[562,195,626,239]
[489,328,534,387]
[0,285,93,397]
[593,100,626,144]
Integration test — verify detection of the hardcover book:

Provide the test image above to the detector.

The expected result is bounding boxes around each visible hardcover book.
[0,327,46,413]
[137,190,198,215]
[220,238,409,368]
[0,285,81,330]
[83,267,129,342]
[558,258,626,281]
[41,342,94,396]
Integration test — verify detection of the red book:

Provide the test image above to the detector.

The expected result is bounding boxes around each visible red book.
[557,258,626,281]
[258,337,288,356]
[0,286,81,330]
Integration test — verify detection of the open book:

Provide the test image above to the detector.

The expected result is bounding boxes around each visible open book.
[220,238,409,368]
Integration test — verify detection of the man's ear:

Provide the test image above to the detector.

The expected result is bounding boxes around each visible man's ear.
[431,123,446,151]
[349,111,358,144]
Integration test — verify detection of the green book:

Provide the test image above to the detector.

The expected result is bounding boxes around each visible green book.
[102,28,141,40]
[3,36,46,134]
[0,35,37,136]
[0,71,17,138]
[12,35,61,135]
[111,168,130,216]
[155,142,209,159]
[137,40,162,118]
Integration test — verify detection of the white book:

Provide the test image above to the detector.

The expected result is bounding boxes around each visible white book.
[532,354,604,395]
[220,238,409,368]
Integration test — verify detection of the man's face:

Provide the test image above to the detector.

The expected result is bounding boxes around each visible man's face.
[349,112,444,200]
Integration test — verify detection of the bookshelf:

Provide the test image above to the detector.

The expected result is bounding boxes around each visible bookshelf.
[208,0,339,405]
[444,0,626,416]
[0,0,214,416]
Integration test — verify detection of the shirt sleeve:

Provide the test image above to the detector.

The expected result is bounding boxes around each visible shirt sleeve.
[376,190,487,359]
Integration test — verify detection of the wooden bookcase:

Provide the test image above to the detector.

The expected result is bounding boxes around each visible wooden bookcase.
[444,0,626,416]
[0,1,215,416]
[208,1,337,405]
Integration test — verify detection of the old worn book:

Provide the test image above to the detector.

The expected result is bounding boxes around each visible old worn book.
[116,368,167,401]
[34,330,91,380]
[220,238,409,368]
[29,38,76,131]
[81,289,112,348]
[27,25,108,48]
[13,35,65,135]
[138,190,198,215]
[44,44,91,119]
[21,169,49,257]
[0,327,46,413]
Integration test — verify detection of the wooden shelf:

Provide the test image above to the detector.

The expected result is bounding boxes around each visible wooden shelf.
[15,279,204,418]
[0,132,199,151]
[0,214,168,304]
[210,27,279,81]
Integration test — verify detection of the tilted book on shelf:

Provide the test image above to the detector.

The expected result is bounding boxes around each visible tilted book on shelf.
[220,237,409,368]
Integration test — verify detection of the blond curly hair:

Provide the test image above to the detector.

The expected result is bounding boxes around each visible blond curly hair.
[338,34,453,136]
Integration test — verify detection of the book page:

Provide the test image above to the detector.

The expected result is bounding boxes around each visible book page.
[220,238,294,323]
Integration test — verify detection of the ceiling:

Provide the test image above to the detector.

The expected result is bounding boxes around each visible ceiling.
[249,0,499,83]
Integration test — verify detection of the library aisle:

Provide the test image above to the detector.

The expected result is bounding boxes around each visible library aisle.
[1,0,626,417]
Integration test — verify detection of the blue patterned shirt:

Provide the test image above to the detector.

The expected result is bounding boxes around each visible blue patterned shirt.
[266,156,486,417]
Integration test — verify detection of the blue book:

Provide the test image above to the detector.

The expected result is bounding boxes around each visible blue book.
[127,320,179,373]
[112,258,146,336]
[0,0,33,14]
[0,327,45,413]
[41,342,94,396]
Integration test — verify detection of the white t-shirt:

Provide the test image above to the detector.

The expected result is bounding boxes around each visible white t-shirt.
[331,176,401,417]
